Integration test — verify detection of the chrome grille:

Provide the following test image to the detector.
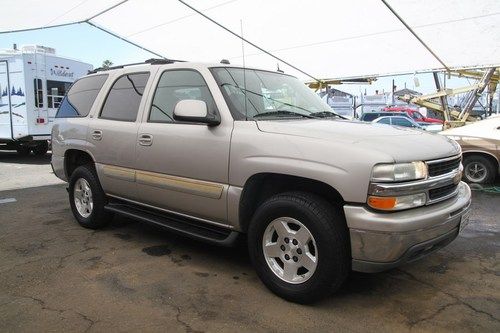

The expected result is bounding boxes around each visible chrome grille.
[369,154,463,207]
[429,183,458,201]
[427,156,461,177]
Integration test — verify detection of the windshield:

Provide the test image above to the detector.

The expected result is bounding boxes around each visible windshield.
[211,67,338,120]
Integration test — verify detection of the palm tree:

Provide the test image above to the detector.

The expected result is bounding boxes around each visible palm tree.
[101,60,113,69]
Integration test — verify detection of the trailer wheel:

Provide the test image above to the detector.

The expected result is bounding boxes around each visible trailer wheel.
[32,141,49,156]
[16,146,30,156]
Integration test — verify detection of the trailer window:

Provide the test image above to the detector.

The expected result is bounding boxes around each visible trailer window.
[56,74,108,118]
[47,80,71,108]
[34,78,43,108]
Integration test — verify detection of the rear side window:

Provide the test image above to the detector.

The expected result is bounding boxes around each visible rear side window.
[363,113,382,121]
[56,74,108,118]
[377,117,391,124]
[100,73,150,122]
[393,118,412,127]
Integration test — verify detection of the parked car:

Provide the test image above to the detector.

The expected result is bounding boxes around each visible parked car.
[441,116,500,184]
[360,111,411,122]
[421,123,444,133]
[383,106,443,124]
[372,115,424,129]
[52,60,471,303]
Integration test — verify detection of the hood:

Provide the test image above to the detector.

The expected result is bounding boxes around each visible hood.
[441,116,500,141]
[256,119,460,162]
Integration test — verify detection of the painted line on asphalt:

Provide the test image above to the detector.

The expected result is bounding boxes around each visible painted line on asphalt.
[0,198,17,204]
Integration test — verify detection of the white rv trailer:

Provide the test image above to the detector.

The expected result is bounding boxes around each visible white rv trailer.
[0,45,92,155]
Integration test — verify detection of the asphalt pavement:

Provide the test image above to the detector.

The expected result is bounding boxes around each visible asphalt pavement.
[0,151,499,332]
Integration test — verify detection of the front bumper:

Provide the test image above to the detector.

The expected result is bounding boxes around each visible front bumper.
[344,181,471,273]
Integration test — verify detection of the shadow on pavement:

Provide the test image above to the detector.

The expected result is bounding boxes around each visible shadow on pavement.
[0,150,51,165]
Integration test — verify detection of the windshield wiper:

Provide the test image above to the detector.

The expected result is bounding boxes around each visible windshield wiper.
[253,110,314,119]
[309,111,347,119]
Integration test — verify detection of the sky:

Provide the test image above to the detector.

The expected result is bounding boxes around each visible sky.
[0,23,153,69]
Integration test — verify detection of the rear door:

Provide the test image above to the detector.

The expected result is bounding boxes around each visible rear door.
[87,71,152,201]
[0,60,12,140]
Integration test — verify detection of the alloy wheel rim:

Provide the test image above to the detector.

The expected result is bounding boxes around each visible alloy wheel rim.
[74,178,93,218]
[465,162,487,183]
[262,217,318,284]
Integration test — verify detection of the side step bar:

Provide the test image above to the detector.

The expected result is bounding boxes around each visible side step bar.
[104,201,240,247]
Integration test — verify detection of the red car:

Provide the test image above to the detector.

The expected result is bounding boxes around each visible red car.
[382,106,443,124]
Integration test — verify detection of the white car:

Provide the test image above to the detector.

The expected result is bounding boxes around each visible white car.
[372,116,423,129]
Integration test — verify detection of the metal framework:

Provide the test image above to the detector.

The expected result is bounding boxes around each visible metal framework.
[398,67,498,127]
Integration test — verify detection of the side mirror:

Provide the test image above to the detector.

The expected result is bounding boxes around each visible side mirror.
[173,100,220,126]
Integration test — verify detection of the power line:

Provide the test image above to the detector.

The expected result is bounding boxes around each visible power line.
[177,0,322,82]
[127,0,238,37]
[380,0,449,71]
[44,0,90,27]
[226,11,500,61]
[86,21,167,59]
[0,0,129,35]
[86,0,129,21]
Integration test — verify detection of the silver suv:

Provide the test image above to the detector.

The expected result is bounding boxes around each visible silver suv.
[51,60,471,303]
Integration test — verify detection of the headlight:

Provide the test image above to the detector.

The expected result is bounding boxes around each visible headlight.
[368,193,427,211]
[371,162,427,182]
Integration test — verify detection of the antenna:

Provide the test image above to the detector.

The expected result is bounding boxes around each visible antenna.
[241,19,248,121]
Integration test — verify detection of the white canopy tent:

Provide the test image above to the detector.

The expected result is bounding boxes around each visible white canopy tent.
[1,0,499,80]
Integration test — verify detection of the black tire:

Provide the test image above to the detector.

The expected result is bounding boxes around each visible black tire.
[248,191,350,304]
[69,164,113,229]
[16,146,30,156]
[463,155,496,184]
[32,141,49,156]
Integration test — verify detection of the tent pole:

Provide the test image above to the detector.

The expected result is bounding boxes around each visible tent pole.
[380,0,450,72]
[85,21,167,59]
[177,0,322,82]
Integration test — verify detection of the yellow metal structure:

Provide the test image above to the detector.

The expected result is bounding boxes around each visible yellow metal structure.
[397,68,498,128]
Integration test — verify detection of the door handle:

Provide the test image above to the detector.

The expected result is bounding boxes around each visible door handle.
[138,134,153,146]
[91,130,102,141]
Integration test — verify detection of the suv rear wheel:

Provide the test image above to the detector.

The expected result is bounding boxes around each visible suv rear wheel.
[248,191,349,304]
[69,165,113,229]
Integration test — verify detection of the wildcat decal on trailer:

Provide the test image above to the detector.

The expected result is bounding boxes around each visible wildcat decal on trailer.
[0,45,92,156]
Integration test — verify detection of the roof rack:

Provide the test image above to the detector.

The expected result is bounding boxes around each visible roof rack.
[88,58,185,74]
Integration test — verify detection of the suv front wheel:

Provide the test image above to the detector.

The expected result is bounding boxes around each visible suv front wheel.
[69,165,113,229]
[248,191,350,304]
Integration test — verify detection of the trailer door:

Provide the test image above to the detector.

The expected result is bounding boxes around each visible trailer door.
[0,60,13,140]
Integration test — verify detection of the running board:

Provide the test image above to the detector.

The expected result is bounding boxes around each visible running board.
[104,201,239,247]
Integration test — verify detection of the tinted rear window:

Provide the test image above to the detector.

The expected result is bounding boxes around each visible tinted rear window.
[100,73,150,122]
[362,113,390,121]
[56,74,108,118]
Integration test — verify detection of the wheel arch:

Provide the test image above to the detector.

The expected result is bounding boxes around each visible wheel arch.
[238,172,345,232]
[64,149,96,179]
